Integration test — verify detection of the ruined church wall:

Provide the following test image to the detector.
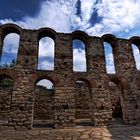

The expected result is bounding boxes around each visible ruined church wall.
[0,23,139,130]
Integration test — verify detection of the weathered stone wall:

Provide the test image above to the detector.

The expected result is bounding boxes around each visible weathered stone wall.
[0,23,139,130]
[0,88,12,128]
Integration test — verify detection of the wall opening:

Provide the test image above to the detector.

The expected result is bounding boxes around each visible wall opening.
[37,37,54,71]
[109,81,123,124]
[73,39,87,72]
[104,42,116,74]
[75,80,92,126]
[0,33,19,68]
[33,79,54,128]
[0,75,13,122]
[131,44,140,70]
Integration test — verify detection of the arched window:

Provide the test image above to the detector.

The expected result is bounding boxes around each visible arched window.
[104,42,116,73]
[131,44,140,70]
[36,79,54,90]
[33,78,54,128]
[37,37,54,70]
[0,33,20,68]
[73,39,87,72]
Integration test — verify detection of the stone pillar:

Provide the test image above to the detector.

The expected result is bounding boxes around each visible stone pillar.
[88,37,112,126]
[54,33,75,128]
[87,37,106,73]
[9,30,38,129]
[16,30,37,70]
[114,39,137,124]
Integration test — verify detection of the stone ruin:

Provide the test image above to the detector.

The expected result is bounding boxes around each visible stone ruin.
[0,23,139,130]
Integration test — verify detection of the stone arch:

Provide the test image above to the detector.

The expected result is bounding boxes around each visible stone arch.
[72,31,89,72]
[37,28,56,40]
[130,36,140,70]
[101,34,117,74]
[0,23,21,39]
[37,28,56,71]
[0,24,21,67]
[34,75,56,88]
[101,34,117,47]
[71,30,89,44]
[33,77,55,128]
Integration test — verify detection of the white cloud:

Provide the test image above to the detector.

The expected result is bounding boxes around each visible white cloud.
[0,0,75,32]
[1,0,140,35]
[2,33,20,54]
[38,59,54,70]
[37,37,54,70]
[87,0,140,36]
[39,37,54,57]
[37,79,53,89]
[132,44,140,70]
[105,53,116,74]
[73,48,86,71]
[0,33,19,65]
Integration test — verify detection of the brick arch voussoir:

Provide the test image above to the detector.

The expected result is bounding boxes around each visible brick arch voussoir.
[101,34,117,48]
[74,75,97,89]
[71,30,89,45]
[0,23,22,39]
[30,73,60,89]
[129,36,140,52]
[37,27,56,41]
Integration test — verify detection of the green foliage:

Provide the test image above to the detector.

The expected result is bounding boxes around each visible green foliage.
[0,77,13,88]
[0,59,16,68]
[0,60,15,88]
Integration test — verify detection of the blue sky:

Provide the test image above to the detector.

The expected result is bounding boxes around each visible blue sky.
[0,0,140,74]
[0,0,42,20]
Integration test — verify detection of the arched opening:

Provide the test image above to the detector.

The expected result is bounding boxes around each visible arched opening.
[104,42,116,74]
[0,75,13,123]
[0,33,20,68]
[131,44,140,70]
[73,39,87,72]
[33,79,54,128]
[108,81,123,125]
[75,80,92,126]
[37,37,54,70]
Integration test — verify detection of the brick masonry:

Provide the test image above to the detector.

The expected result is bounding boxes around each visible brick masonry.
[0,23,139,130]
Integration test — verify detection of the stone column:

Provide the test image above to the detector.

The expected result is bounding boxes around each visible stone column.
[88,37,112,126]
[16,30,38,70]
[54,33,75,128]
[114,39,137,124]
[10,30,37,129]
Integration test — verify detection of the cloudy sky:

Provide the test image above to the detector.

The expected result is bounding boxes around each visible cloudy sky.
[0,0,140,84]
